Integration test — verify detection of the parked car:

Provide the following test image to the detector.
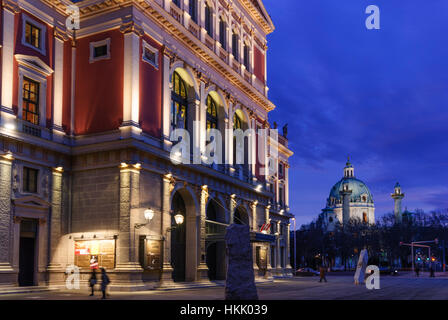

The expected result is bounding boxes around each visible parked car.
[295,267,320,276]
[378,266,399,276]
[331,265,345,271]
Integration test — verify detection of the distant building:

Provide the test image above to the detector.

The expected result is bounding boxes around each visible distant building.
[321,159,375,231]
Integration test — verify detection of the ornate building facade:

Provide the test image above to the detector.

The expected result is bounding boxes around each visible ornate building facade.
[0,0,293,290]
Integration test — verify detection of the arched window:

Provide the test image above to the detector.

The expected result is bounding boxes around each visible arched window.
[232,32,239,61]
[243,42,250,69]
[206,95,218,129]
[233,113,242,130]
[219,17,227,50]
[205,4,213,36]
[189,0,198,23]
[171,71,188,131]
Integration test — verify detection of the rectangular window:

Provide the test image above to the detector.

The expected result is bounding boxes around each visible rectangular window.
[219,19,227,50]
[94,45,107,58]
[232,33,239,61]
[25,22,41,49]
[189,0,197,23]
[205,5,213,36]
[23,167,38,193]
[22,77,40,125]
[89,38,111,63]
[142,41,159,69]
[279,186,284,206]
[279,163,284,176]
[244,44,250,69]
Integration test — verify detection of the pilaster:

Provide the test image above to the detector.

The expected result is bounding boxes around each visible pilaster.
[47,167,64,285]
[120,19,143,139]
[0,153,15,285]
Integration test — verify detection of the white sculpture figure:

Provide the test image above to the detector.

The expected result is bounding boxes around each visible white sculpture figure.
[354,248,368,285]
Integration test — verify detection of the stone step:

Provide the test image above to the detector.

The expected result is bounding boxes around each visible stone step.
[0,286,54,295]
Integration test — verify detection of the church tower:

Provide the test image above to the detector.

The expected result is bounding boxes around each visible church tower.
[391,182,404,224]
[344,157,354,178]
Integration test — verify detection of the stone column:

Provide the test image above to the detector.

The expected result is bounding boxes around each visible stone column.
[162,46,173,151]
[160,174,175,286]
[250,201,258,275]
[196,185,209,282]
[286,223,292,275]
[264,205,272,279]
[229,194,236,224]
[47,167,64,285]
[114,164,144,289]
[120,20,142,139]
[52,27,66,142]
[0,154,15,285]
[1,1,18,112]
[276,221,281,275]
[250,201,257,231]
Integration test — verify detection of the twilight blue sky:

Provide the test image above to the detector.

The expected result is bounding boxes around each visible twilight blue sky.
[263,0,448,228]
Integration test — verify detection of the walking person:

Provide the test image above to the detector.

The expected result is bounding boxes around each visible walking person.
[415,265,420,277]
[89,269,97,296]
[429,265,435,278]
[101,268,110,299]
[319,265,327,283]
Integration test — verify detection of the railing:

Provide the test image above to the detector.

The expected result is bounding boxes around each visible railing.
[205,220,229,235]
[204,34,214,51]
[232,60,240,73]
[219,46,228,63]
[188,20,200,38]
[244,69,251,83]
[170,3,183,24]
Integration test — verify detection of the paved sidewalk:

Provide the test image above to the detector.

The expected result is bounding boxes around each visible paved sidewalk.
[0,275,447,300]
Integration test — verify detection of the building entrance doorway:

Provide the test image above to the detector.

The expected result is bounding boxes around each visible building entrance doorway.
[171,192,186,282]
[18,219,38,286]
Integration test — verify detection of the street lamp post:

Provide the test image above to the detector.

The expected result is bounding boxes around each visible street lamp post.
[134,208,155,263]
[293,218,297,273]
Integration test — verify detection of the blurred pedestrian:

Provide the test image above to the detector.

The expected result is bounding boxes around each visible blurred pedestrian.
[415,265,420,277]
[319,265,327,283]
[101,268,110,299]
[89,269,97,296]
[429,265,435,278]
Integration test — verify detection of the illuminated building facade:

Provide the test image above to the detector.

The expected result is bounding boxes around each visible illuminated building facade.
[0,0,293,290]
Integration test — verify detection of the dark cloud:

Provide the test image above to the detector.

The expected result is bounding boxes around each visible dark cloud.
[263,0,448,227]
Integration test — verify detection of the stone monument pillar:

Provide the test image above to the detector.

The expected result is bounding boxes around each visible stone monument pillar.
[225,224,258,300]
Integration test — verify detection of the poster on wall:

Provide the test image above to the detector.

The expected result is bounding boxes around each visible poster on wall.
[146,240,162,270]
[256,246,268,270]
[75,240,115,270]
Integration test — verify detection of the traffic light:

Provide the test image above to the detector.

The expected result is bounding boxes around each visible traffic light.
[431,257,436,262]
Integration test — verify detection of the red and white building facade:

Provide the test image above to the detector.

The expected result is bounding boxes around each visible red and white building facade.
[0,0,293,290]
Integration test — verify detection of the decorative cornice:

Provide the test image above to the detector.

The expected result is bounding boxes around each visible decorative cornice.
[2,0,20,14]
[161,45,174,59]
[120,19,144,36]
[54,26,69,41]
